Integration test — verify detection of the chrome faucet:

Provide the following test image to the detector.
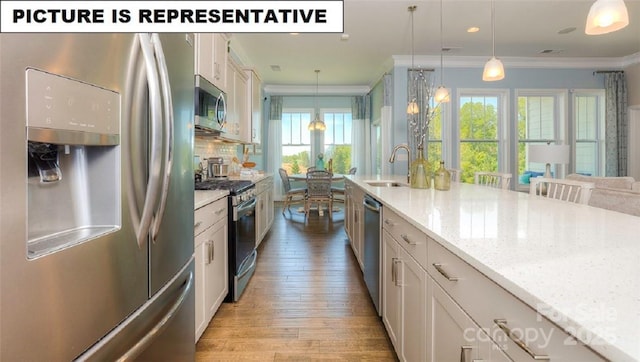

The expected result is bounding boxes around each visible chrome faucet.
[389,143,412,184]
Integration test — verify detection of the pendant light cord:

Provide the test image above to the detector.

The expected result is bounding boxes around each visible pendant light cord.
[491,0,496,58]
[409,5,416,71]
[439,0,444,85]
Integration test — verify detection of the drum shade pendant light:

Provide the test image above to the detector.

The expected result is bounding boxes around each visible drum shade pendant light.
[407,5,419,115]
[308,69,326,131]
[585,0,629,35]
[434,0,450,103]
[482,0,505,81]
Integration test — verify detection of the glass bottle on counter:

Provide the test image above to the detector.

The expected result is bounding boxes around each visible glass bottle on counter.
[434,161,451,191]
[410,147,431,189]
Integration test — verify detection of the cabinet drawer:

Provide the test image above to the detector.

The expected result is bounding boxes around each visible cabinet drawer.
[427,239,604,361]
[194,197,227,238]
[382,207,427,269]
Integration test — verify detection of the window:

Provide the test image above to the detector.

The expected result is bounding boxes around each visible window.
[458,92,507,183]
[281,110,312,174]
[427,101,444,165]
[516,91,566,188]
[573,90,605,176]
[322,110,352,174]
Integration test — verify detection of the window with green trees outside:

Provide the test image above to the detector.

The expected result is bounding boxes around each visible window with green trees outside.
[281,111,312,175]
[459,95,500,183]
[323,111,352,174]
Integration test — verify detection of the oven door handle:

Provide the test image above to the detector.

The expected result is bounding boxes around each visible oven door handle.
[234,198,257,221]
[237,250,257,280]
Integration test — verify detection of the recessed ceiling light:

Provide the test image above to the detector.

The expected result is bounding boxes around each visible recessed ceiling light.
[290,33,299,35]
[270,65,281,72]
[539,49,564,54]
[467,27,480,33]
[558,27,576,34]
[340,34,350,41]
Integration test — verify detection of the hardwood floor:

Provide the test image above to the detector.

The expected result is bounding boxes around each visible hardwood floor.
[196,203,397,361]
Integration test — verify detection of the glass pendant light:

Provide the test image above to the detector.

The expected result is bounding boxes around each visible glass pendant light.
[407,5,419,115]
[434,0,450,103]
[482,0,505,81]
[585,0,629,35]
[308,69,326,131]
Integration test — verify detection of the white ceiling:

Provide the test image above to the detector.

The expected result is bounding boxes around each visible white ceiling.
[230,0,640,88]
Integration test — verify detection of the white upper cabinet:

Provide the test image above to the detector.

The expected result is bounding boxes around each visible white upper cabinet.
[243,68,262,145]
[194,33,228,92]
[225,58,248,142]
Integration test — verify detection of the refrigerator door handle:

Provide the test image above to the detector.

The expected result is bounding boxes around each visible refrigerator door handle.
[135,33,164,249]
[118,270,193,361]
[149,33,174,241]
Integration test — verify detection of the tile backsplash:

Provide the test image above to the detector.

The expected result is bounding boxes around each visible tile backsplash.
[194,137,239,164]
[194,137,264,172]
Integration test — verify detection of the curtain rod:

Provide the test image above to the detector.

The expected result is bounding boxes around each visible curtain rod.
[593,70,624,75]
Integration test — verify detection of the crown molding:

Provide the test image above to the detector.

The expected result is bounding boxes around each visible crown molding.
[392,54,638,69]
[263,84,370,95]
[622,52,640,68]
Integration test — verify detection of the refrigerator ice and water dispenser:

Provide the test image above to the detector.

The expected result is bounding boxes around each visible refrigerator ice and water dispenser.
[25,69,121,258]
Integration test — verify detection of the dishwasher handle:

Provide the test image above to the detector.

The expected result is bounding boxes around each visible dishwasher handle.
[363,195,381,212]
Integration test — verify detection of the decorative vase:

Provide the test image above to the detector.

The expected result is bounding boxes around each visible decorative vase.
[410,147,431,189]
[434,161,451,191]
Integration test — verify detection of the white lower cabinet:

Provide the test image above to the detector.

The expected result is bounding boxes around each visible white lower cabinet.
[194,197,228,342]
[429,277,510,362]
[255,176,274,248]
[382,229,428,362]
[345,180,364,270]
[375,194,605,362]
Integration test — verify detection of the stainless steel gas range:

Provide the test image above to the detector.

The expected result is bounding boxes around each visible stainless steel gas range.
[195,179,257,302]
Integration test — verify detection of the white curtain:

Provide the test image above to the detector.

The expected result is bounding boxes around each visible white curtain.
[351,95,371,175]
[267,96,284,200]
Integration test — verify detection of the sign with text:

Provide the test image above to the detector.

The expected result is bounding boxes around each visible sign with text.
[0,1,344,33]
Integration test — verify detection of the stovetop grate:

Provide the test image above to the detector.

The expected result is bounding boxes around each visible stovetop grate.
[195,179,253,194]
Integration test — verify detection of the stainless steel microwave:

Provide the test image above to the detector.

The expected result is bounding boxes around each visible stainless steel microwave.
[195,75,226,133]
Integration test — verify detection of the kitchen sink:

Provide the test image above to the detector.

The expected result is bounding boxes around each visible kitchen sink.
[365,181,408,187]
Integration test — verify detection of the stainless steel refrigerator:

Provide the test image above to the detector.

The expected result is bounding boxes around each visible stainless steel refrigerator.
[0,33,195,360]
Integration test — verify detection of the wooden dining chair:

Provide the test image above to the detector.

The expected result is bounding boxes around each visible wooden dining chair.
[278,168,307,213]
[529,177,595,204]
[449,168,461,182]
[474,171,512,189]
[332,167,357,203]
[305,170,334,217]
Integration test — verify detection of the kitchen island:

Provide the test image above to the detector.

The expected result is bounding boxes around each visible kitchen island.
[347,175,639,362]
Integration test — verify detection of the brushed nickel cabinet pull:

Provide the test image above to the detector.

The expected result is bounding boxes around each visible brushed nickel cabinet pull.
[214,208,225,215]
[393,259,402,286]
[194,221,202,228]
[432,263,459,281]
[384,219,395,226]
[494,319,550,360]
[391,257,396,283]
[460,345,473,362]
[401,234,417,245]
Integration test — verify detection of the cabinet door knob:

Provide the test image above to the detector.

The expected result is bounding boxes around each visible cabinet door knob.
[494,319,550,360]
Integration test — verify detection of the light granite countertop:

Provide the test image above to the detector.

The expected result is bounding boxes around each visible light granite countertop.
[348,174,640,362]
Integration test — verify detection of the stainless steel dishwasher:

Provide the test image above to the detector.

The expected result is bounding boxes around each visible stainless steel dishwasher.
[363,194,382,316]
